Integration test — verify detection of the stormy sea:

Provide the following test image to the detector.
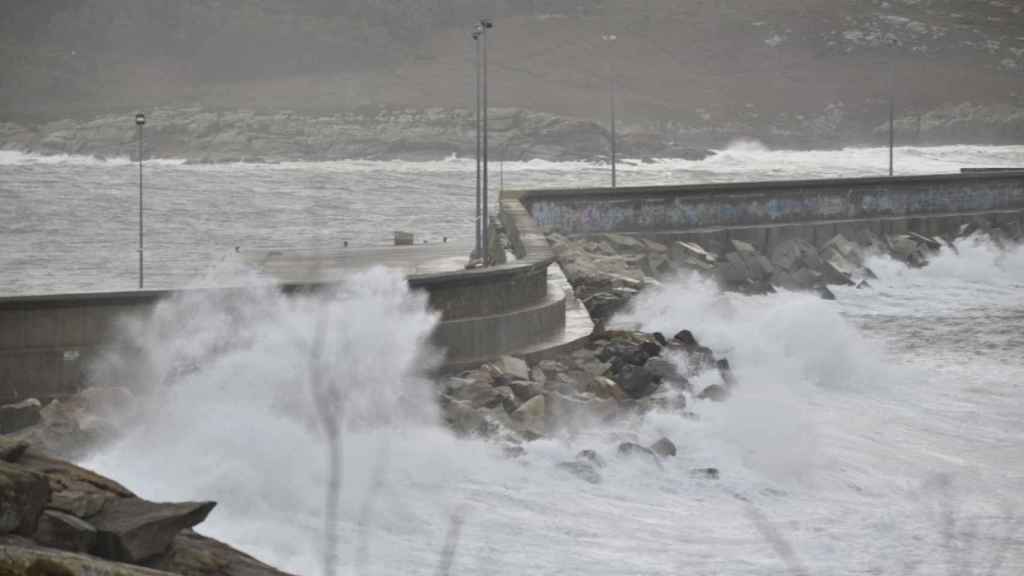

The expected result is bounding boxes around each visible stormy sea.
[2,144,1023,574]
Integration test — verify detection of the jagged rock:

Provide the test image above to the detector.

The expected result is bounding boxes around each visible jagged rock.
[556,461,602,484]
[670,241,717,266]
[33,509,98,553]
[511,395,546,437]
[650,437,678,458]
[0,399,42,434]
[508,380,543,402]
[91,498,216,563]
[0,461,51,536]
[817,285,837,300]
[614,364,661,399]
[717,252,751,284]
[494,356,530,381]
[502,445,526,459]
[146,529,294,576]
[492,386,519,414]
[0,543,177,575]
[821,233,865,266]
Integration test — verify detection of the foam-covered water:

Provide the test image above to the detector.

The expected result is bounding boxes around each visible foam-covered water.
[73,237,1024,575]
[6,145,1024,573]
[2,144,1023,295]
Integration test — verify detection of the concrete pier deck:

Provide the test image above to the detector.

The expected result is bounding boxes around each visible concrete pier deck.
[240,241,474,284]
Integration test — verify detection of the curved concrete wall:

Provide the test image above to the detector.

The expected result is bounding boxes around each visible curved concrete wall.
[0,188,568,403]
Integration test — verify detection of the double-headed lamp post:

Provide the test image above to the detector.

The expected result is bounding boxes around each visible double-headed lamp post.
[603,33,617,189]
[135,112,145,289]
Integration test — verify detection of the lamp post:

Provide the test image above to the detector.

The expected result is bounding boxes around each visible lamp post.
[603,33,617,189]
[135,112,146,289]
[887,37,899,177]
[479,18,493,265]
[473,27,482,260]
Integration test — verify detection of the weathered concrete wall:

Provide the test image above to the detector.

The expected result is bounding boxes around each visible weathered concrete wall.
[524,172,1024,236]
[0,190,569,404]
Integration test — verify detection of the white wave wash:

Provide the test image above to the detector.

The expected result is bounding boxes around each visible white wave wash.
[75,239,1024,575]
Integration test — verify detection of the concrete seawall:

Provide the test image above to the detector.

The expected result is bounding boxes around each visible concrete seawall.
[521,171,1024,252]
[0,189,590,403]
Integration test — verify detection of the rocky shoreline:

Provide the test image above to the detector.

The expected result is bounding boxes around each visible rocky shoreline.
[0,107,714,164]
[0,434,292,576]
[546,214,1023,327]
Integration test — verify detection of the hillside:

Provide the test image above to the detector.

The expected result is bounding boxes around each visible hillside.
[1,0,1022,151]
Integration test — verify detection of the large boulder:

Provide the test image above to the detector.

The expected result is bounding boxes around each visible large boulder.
[555,461,602,484]
[614,364,661,399]
[493,356,530,381]
[91,498,217,563]
[511,395,546,437]
[0,461,51,536]
[650,437,678,458]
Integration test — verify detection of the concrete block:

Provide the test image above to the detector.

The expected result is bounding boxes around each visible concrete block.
[726,227,769,253]
[24,309,61,349]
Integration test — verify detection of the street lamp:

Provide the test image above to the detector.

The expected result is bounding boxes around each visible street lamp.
[135,112,146,289]
[887,36,900,177]
[603,33,617,189]
[479,18,494,265]
[473,27,482,260]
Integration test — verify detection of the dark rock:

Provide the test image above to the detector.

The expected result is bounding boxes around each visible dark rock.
[717,358,738,389]
[638,340,662,358]
[816,285,837,300]
[576,449,606,468]
[650,437,678,458]
[556,461,602,484]
[615,364,661,399]
[644,358,690,390]
[673,330,698,348]
[0,461,51,536]
[508,380,543,403]
[698,384,730,402]
[0,399,42,434]
[0,438,30,463]
[690,467,720,480]
[652,332,668,346]
[616,442,662,468]
[856,280,871,289]
[33,509,97,553]
[91,498,217,563]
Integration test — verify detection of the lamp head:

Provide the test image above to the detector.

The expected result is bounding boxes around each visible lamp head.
[135,113,146,126]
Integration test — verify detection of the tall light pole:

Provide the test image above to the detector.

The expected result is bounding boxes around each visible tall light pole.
[887,37,899,177]
[603,33,617,189]
[473,27,482,260]
[135,112,146,289]
[479,18,493,265]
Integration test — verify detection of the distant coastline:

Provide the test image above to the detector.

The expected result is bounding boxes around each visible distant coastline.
[0,104,1021,165]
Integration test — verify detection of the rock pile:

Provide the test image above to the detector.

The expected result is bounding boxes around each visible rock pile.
[439,329,736,444]
[0,437,291,576]
[547,218,1022,321]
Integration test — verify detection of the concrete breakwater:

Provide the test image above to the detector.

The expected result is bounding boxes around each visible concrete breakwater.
[2,170,1023,406]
